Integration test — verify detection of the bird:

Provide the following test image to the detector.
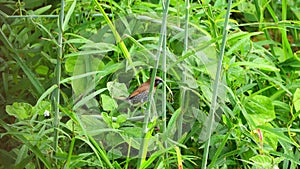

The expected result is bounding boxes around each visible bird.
[127,76,163,104]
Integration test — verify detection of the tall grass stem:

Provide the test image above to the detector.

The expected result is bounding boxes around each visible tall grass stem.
[137,0,170,167]
[202,0,232,168]
[52,0,64,155]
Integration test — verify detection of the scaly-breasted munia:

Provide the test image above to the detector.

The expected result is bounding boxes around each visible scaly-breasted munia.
[127,76,163,104]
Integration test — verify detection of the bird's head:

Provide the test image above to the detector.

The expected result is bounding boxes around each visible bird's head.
[153,76,163,87]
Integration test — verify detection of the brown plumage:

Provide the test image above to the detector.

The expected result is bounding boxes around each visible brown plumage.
[127,76,163,104]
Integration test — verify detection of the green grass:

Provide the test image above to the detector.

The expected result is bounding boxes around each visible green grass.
[0,0,300,168]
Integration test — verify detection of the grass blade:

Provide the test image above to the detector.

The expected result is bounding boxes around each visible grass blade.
[63,0,76,31]
[0,29,45,95]
[0,119,52,168]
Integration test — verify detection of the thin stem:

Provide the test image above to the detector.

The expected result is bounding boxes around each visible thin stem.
[281,0,293,59]
[65,137,76,169]
[137,0,170,167]
[161,3,168,167]
[178,0,190,141]
[162,15,167,146]
[52,0,64,155]
[202,0,232,168]
[5,13,111,19]
[184,0,189,52]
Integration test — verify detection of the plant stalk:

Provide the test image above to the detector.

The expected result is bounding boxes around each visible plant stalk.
[52,0,64,155]
[202,0,232,168]
[137,0,170,167]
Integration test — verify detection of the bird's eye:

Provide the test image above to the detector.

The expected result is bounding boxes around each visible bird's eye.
[155,79,163,86]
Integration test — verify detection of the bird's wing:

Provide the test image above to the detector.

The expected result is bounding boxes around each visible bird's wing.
[128,83,149,99]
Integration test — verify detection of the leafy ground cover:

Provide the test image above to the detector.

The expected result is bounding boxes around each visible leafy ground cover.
[0,0,300,168]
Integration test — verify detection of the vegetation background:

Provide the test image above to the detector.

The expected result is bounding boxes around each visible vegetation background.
[0,0,300,168]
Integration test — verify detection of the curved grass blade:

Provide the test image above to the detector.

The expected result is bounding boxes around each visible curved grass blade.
[0,29,45,95]
[0,119,52,169]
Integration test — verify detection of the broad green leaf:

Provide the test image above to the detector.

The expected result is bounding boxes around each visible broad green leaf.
[121,127,142,138]
[71,56,101,96]
[24,0,44,9]
[35,65,49,75]
[245,95,276,126]
[112,123,120,129]
[65,118,81,133]
[293,88,300,112]
[66,56,102,73]
[33,101,51,116]
[6,102,33,120]
[250,155,274,169]
[107,81,129,99]
[256,124,278,151]
[65,56,78,73]
[105,132,123,148]
[237,1,257,22]
[101,94,118,111]
[227,64,247,88]
[79,115,111,135]
[101,112,112,127]
[116,114,128,124]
